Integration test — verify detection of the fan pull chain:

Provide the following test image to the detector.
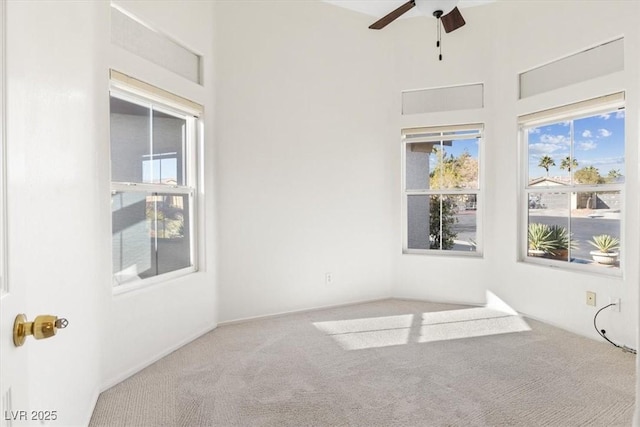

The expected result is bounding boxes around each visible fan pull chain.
[436,17,442,61]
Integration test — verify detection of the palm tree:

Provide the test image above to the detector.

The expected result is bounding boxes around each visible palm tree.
[538,155,555,177]
[607,169,622,182]
[559,156,578,172]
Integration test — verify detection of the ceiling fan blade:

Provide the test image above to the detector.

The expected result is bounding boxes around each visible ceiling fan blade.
[441,6,465,33]
[369,0,416,30]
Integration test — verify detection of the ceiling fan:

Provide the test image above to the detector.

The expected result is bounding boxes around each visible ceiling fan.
[368,0,466,60]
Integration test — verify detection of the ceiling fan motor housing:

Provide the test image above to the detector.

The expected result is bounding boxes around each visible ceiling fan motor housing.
[415,0,459,17]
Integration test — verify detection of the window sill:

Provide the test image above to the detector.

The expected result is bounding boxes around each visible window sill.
[402,249,483,258]
[520,256,622,278]
[112,265,197,296]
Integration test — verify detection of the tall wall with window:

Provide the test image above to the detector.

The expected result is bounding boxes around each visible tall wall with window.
[103,0,217,389]
[391,1,639,348]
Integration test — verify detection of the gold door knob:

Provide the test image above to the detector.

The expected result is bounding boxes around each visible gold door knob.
[13,314,68,347]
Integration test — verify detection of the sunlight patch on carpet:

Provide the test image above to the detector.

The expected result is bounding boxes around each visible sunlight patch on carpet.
[313,314,413,350]
[313,307,530,351]
[418,307,531,343]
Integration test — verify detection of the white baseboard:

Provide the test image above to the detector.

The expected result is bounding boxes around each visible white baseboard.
[390,295,484,308]
[218,297,390,326]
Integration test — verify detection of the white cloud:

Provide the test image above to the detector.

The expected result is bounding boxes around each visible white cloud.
[528,128,541,134]
[529,143,566,154]
[578,141,597,151]
[598,128,612,137]
[599,113,611,120]
[582,130,592,138]
[581,157,624,167]
[529,133,570,154]
[539,134,570,145]
[616,110,625,119]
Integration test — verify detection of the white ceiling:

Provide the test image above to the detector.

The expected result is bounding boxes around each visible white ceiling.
[322,0,495,20]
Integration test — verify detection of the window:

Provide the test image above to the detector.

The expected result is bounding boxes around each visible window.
[520,93,624,273]
[402,124,483,254]
[110,73,201,289]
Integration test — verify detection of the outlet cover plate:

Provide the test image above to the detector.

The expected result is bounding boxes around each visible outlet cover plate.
[609,297,621,311]
[586,291,596,306]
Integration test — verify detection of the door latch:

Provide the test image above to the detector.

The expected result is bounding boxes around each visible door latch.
[13,314,69,347]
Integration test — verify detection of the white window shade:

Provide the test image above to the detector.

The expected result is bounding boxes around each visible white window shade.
[111,6,202,85]
[403,123,483,142]
[110,70,203,117]
[518,92,624,127]
[402,84,484,115]
[519,38,624,99]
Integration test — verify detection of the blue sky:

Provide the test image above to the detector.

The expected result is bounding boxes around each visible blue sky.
[527,109,625,181]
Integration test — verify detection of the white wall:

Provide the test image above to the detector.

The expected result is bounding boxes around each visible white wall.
[391,1,639,348]
[102,0,218,388]
[214,0,397,321]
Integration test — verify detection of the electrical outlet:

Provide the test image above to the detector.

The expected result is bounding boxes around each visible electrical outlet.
[586,291,596,307]
[609,297,621,312]
[325,272,333,285]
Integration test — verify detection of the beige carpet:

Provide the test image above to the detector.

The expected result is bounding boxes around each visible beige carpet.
[90,299,636,426]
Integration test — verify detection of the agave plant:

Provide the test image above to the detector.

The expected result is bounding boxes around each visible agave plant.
[547,224,577,255]
[528,223,555,252]
[588,234,620,254]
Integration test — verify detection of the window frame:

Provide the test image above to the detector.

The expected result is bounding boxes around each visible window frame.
[401,123,484,256]
[109,76,201,294]
[518,93,625,276]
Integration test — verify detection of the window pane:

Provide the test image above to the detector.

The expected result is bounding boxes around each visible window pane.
[571,191,620,268]
[149,109,187,185]
[155,193,191,274]
[429,195,461,250]
[527,122,570,186]
[406,140,480,190]
[450,194,477,252]
[430,139,479,190]
[527,192,570,261]
[407,195,429,249]
[112,192,152,285]
[407,194,475,251]
[110,97,151,183]
[573,111,625,184]
[112,191,192,285]
[526,191,621,268]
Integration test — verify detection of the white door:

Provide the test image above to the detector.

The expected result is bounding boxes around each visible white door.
[0,1,108,425]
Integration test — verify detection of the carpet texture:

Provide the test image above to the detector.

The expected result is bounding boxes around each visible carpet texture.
[90,299,636,426]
